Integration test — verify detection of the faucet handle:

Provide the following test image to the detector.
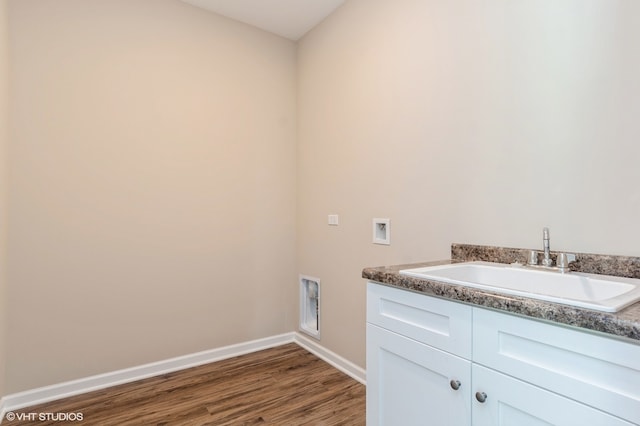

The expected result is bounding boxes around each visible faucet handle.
[557,253,569,269]
[556,252,578,272]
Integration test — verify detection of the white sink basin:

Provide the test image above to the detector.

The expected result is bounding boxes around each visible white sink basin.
[399,261,640,312]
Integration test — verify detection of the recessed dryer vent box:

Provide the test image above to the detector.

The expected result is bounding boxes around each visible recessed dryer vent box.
[299,275,320,339]
[373,218,390,245]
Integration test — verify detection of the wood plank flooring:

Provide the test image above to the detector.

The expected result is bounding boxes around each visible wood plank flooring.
[4,343,366,426]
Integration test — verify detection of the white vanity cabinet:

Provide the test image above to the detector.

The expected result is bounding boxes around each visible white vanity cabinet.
[366,282,640,426]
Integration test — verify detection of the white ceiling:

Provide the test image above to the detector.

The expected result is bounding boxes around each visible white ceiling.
[180,0,346,41]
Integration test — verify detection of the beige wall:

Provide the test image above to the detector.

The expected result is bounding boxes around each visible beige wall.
[0,0,9,398]
[297,0,640,367]
[6,0,296,393]
[5,0,640,395]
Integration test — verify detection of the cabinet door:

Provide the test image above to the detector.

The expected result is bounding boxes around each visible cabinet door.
[472,365,635,426]
[367,323,471,426]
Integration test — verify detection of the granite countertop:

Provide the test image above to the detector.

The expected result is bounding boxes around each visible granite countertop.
[362,249,640,343]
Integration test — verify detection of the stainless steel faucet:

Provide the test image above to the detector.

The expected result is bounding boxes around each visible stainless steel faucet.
[542,227,553,267]
[526,227,575,273]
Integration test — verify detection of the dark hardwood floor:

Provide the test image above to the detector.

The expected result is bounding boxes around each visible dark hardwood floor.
[4,343,366,425]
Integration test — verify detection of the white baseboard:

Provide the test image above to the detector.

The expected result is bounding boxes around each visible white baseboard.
[0,333,294,419]
[0,332,365,421]
[293,333,366,384]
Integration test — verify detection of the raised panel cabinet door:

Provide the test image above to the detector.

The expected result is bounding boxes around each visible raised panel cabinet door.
[472,365,635,426]
[366,323,472,426]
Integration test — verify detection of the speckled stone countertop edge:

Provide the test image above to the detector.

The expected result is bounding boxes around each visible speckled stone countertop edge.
[362,260,640,343]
